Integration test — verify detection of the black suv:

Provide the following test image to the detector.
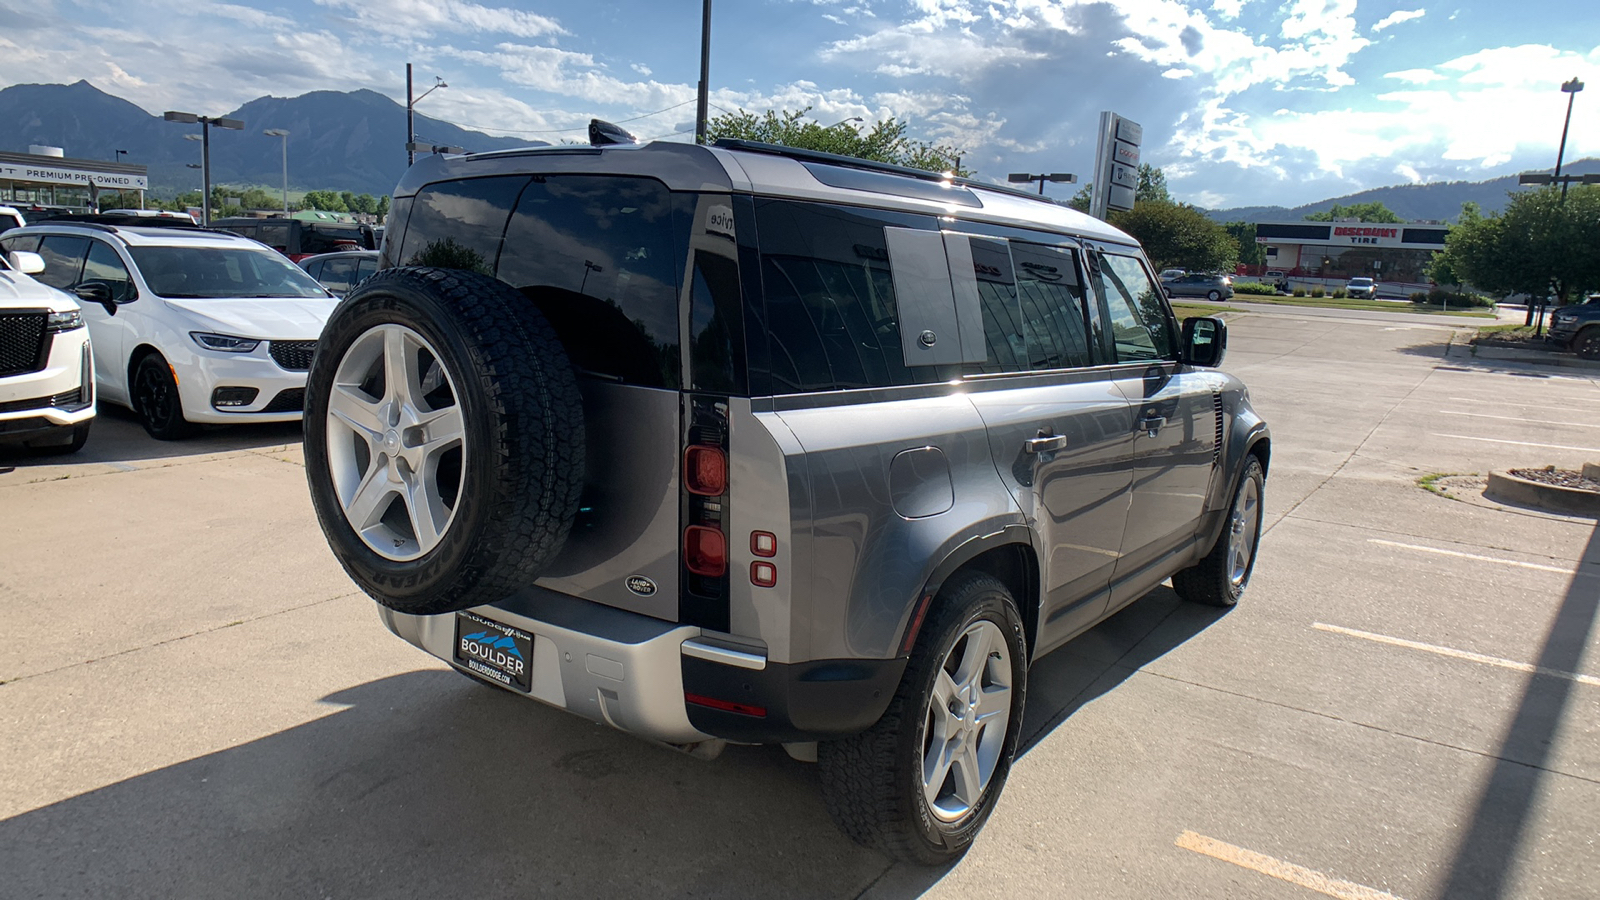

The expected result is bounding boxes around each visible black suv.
[1549,295,1600,359]
[301,129,1270,864]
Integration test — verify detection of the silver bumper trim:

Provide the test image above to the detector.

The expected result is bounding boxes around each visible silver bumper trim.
[681,638,768,670]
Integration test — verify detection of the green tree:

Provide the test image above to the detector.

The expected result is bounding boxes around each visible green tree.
[1436,186,1600,303]
[1136,164,1171,204]
[1305,201,1404,223]
[705,107,968,176]
[302,190,348,212]
[1223,221,1264,266]
[1110,201,1239,272]
[1066,181,1092,213]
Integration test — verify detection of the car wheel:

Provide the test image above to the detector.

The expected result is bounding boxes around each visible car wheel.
[133,353,194,440]
[1575,327,1600,361]
[303,266,585,617]
[818,571,1028,866]
[1206,289,1221,302]
[1172,455,1265,607]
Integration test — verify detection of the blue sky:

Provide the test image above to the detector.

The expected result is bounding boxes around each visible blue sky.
[1,0,1596,209]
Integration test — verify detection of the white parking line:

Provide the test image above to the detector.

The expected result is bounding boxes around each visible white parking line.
[1366,538,1580,574]
[1313,623,1600,687]
[1430,433,1600,453]
[1446,396,1596,412]
[1438,410,1600,429]
[1176,831,1405,900]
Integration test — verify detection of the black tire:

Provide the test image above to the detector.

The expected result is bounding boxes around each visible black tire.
[132,353,194,440]
[303,266,585,616]
[1575,327,1600,361]
[818,572,1029,866]
[1207,289,1221,301]
[1172,455,1265,607]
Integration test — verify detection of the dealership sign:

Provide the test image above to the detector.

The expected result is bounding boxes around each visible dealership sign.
[0,162,148,191]
[1332,225,1401,247]
[1091,112,1142,219]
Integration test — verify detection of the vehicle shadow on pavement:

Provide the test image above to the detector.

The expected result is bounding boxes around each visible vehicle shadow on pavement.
[1439,522,1600,899]
[1018,588,1231,755]
[1393,340,1569,378]
[0,404,303,468]
[0,668,896,900]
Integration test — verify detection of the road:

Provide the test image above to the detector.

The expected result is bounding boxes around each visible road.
[2,314,1597,899]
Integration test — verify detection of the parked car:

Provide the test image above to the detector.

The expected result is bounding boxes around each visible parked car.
[1158,267,1186,282]
[1164,272,1235,301]
[1345,276,1376,299]
[299,250,380,297]
[301,133,1269,865]
[0,205,26,235]
[0,248,94,453]
[1548,294,1600,360]
[0,220,336,439]
[210,217,378,262]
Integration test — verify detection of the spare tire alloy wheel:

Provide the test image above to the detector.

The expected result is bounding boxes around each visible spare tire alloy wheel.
[304,267,585,617]
[820,572,1028,865]
[326,323,464,561]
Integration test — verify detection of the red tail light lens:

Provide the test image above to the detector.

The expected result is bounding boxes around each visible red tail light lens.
[685,692,766,717]
[684,445,728,496]
[684,525,727,577]
[751,561,777,588]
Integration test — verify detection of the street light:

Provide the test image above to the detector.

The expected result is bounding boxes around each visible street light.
[164,110,244,226]
[406,65,447,166]
[1008,172,1076,195]
[826,116,864,129]
[264,129,290,215]
[1555,77,1584,200]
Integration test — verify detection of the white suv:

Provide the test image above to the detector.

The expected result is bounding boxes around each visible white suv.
[0,249,94,453]
[0,218,337,439]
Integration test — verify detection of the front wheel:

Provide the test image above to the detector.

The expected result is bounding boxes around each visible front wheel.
[1172,455,1265,607]
[133,354,194,440]
[819,572,1028,865]
[1575,327,1600,361]
[1207,289,1221,301]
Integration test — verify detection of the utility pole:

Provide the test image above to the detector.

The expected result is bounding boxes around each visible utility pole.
[407,63,415,167]
[695,0,712,144]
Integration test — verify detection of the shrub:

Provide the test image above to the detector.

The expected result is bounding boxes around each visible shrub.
[1332,288,1348,298]
[1409,291,1429,303]
[1232,281,1277,295]
[1411,288,1495,309]
[1292,287,1307,297]
[1311,286,1326,298]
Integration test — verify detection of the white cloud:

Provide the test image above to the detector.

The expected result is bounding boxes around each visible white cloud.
[631,63,652,76]
[313,0,565,39]
[1385,68,1446,83]
[1371,9,1426,32]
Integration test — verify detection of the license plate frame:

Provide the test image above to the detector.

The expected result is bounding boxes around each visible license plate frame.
[454,611,534,692]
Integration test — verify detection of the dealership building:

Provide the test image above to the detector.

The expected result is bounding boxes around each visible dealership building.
[0,146,148,213]
[1254,220,1449,285]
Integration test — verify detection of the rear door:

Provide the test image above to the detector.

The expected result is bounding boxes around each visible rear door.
[952,234,1135,652]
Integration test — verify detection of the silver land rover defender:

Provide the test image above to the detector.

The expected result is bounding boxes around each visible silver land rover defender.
[302,126,1270,865]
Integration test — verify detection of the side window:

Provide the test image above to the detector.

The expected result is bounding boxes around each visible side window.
[400,176,528,275]
[961,237,1093,374]
[498,175,681,389]
[755,199,935,394]
[1,234,40,254]
[1093,253,1176,362]
[356,257,378,281]
[34,235,90,289]
[257,222,290,253]
[82,241,135,301]
[318,256,359,294]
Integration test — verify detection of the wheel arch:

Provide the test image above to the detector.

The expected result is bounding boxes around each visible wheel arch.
[903,527,1041,659]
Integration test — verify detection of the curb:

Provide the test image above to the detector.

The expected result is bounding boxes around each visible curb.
[1585,462,1600,482]
[1468,344,1600,371]
[1485,470,1600,517]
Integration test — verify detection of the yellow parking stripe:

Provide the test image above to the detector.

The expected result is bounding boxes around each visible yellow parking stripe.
[1176,831,1404,900]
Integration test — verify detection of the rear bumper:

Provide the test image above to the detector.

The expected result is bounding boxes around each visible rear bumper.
[378,586,906,745]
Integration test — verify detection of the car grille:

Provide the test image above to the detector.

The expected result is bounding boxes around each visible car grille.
[0,387,85,415]
[269,340,317,372]
[261,387,305,413]
[0,312,49,377]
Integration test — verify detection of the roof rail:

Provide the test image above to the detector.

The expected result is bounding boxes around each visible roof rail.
[711,139,1062,206]
[33,212,202,230]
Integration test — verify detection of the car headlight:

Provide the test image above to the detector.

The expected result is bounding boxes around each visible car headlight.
[190,332,261,353]
[44,310,84,333]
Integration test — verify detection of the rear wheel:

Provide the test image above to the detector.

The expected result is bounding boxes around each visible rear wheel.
[1575,327,1600,361]
[1172,455,1265,607]
[133,353,194,440]
[1207,289,1221,301]
[819,572,1028,865]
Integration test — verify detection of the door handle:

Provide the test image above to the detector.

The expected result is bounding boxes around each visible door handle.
[1139,415,1167,436]
[1024,434,1068,454]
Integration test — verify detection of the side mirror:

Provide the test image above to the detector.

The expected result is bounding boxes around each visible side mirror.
[72,281,118,315]
[1181,316,1227,367]
[7,250,45,275]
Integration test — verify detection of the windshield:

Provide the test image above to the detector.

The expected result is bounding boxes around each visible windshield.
[129,245,331,299]
[1349,278,1373,285]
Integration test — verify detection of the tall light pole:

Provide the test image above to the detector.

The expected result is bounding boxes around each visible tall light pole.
[1008,172,1077,195]
[1554,77,1585,200]
[264,129,290,214]
[406,66,447,166]
[695,0,712,144]
[164,110,243,226]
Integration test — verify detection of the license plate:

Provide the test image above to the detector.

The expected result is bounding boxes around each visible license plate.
[454,611,533,692]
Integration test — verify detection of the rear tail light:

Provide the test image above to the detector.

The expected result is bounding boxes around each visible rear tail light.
[685,692,766,717]
[684,525,727,577]
[684,445,727,496]
[750,561,777,588]
[751,531,776,557]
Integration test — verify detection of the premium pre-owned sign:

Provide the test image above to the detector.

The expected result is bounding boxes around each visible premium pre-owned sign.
[0,162,148,191]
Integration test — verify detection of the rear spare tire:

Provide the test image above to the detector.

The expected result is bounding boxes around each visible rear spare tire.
[304,267,585,616]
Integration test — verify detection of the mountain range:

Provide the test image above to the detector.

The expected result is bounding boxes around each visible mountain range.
[2,79,1594,219]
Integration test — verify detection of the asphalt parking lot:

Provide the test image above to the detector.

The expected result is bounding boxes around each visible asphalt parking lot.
[2,308,1597,900]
